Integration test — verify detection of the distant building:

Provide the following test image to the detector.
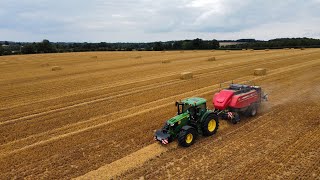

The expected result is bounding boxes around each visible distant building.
[219,42,247,47]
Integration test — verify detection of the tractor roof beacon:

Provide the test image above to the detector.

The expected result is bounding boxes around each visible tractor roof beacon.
[154,97,219,147]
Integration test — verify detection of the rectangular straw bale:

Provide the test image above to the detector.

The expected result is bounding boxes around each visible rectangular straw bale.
[207,57,216,61]
[52,66,62,71]
[161,59,171,63]
[254,68,267,76]
[180,72,193,80]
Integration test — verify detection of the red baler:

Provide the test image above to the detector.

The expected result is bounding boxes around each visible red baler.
[213,84,268,124]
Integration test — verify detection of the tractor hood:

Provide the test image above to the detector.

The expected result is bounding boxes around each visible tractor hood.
[166,112,189,126]
[155,112,189,145]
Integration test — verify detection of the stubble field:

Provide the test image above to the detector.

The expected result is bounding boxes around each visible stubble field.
[0,49,319,179]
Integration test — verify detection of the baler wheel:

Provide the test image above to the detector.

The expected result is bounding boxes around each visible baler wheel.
[231,113,240,124]
[245,104,258,117]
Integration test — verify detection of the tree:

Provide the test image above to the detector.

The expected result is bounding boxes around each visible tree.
[37,39,57,53]
[153,42,164,51]
[99,42,107,48]
[172,41,182,50]
[0,45,3,56]
[182,41,193,50]
[192,38,203,49]
[22,44,36,54]
[211,39,219,49]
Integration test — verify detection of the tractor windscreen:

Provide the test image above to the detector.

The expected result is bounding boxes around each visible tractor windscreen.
[183,104,191,113]
[177,103,190,114]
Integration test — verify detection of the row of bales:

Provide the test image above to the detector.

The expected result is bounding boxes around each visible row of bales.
[180,54,215,80]
[40,63,62,71]
[43,50,275,74]
[42,55,100,71]
[180,68,267,80]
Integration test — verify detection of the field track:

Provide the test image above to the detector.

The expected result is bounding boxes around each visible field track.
[0,49,319,179]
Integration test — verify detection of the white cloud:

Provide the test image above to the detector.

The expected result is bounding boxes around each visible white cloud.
[0,0,319,42]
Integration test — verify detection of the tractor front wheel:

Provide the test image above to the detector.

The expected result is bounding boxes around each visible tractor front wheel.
[202,113,219,136]
[178,126,197,147]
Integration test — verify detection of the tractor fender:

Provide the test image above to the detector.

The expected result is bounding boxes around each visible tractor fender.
[200,111,218,123]
[180,125,198,139]
[181,125,194,131]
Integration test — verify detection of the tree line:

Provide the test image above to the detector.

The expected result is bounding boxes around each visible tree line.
[0,39,219,56]
[223,38,320,49]
[1,37,320,56]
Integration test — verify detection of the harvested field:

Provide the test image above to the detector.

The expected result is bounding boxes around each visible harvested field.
[0,49,319,179]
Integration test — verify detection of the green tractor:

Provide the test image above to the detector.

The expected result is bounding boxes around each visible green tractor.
[154,97,219,147]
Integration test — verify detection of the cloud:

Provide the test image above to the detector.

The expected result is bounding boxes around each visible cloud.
[0,0,319,42]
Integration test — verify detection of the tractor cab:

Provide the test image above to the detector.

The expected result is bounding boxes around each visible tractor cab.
[176,97,207,121]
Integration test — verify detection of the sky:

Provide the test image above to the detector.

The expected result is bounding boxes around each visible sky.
[0,0,320,42]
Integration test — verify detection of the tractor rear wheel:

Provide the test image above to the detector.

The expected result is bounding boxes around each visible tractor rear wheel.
[202,113,219,136]
[178,126,197,147]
